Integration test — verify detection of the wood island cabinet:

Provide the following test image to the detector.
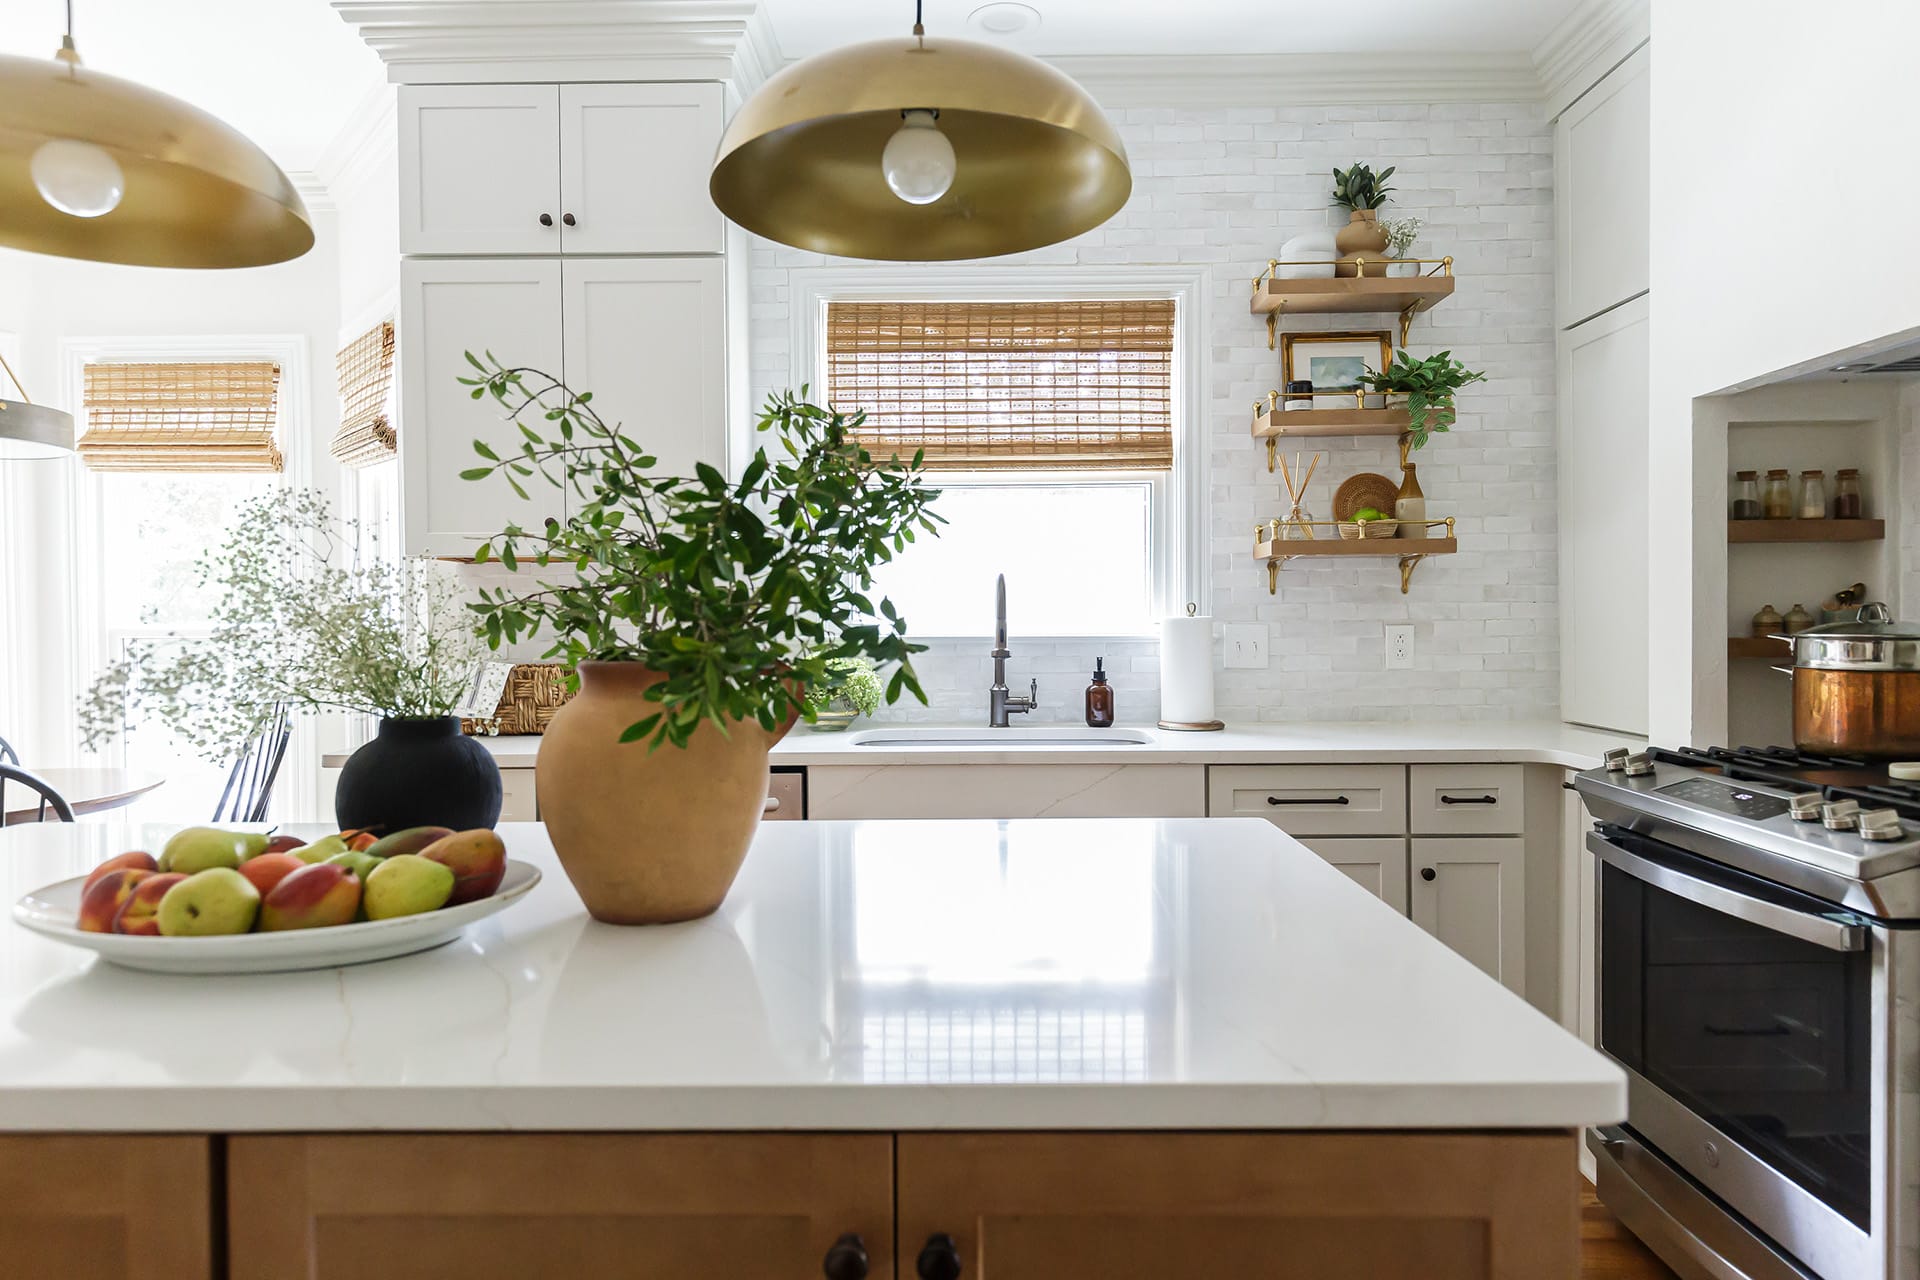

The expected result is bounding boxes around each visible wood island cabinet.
[0,1136,213,1280]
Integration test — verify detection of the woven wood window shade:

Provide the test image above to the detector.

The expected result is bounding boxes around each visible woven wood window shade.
[79,361,284,473]
[825,299,1176,471]
[330,320,396,469]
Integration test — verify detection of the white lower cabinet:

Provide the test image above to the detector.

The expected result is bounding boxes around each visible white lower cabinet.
[1410,837,1526,996]
[1294,837,1409,914]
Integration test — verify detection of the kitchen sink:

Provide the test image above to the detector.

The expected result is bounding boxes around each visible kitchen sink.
[847,726,1154,747]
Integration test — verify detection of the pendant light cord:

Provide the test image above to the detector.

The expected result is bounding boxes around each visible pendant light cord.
[0,351,36,405]
[912,0,924,38]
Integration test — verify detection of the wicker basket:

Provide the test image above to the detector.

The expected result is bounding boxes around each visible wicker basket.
[461,663,574,736]
[1337,519,1400,540]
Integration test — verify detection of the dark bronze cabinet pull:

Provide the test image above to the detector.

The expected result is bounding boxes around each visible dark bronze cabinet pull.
[538,213,554,226]
[562,212,577,226]
[1439,794,1498,806]
[917,1233,962,1280]
[1267,795,1349,806]
[1420,867,1436,881]
[822,1233,869,1279]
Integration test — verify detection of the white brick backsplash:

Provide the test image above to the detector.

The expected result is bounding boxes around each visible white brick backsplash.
[738,101,1556,725]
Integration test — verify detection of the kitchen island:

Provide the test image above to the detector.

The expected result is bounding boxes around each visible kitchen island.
[0,817,1623,1278]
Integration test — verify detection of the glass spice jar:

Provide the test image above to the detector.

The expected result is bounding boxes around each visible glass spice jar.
[1762,469,1794,519]
[1834,468,1863,519]
[1798,470,1827,519]
[1730,470,1761,520]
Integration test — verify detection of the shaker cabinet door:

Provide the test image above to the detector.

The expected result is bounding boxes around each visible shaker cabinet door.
[228,1134,894,1280]
[559,83,726,254]
[1554,45,1648,326]
[399,85,562,256]
[1294,836,1409,913]
[1411,836,1526,996]
[400,258,565,557]
[0,1135,213,1280]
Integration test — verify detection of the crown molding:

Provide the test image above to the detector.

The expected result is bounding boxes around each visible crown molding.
[1050,50,1542,109]
[288,171,336,215]
[1533,0,1649,118]
[313,77,397,201]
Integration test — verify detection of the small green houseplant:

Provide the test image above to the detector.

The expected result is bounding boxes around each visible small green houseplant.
[803,655,884,731]
[1331,162,1395,211]
[1331,162,1397,273]
[1357,349,1487,449]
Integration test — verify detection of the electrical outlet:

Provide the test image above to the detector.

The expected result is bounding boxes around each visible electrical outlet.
[1221,623,1269,669]
[1385,624,1414,670]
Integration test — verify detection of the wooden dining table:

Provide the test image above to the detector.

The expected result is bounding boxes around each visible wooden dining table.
[3,768,165,825]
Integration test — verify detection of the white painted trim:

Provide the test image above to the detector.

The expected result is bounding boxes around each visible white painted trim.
[1534,0,1650,119]
[313,77,398,200]
[1057,51,1541,109]
[786,264,1211,619]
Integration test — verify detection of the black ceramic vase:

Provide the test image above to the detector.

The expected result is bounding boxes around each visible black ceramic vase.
[334,716,503,833]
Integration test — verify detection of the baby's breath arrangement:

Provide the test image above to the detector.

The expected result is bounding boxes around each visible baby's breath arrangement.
[803,656,885,719]
[1379,214,1424,258]
[78,488,485,759]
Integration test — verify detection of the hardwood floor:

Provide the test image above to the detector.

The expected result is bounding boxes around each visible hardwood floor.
[1581,1182,1679,1279]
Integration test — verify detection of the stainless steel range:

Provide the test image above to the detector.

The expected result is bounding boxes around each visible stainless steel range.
[1575,745,1920,1280]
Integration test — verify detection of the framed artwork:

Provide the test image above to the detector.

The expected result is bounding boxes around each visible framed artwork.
[1280,330,1393,409]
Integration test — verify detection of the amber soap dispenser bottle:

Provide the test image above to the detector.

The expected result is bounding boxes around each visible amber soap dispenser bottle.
[1085,658,1115,728]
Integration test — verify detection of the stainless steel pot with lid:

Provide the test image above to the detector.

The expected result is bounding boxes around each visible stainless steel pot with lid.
[1774,603,1920,755]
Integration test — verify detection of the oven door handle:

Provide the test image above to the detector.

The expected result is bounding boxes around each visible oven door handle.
[1588,831,1866,952]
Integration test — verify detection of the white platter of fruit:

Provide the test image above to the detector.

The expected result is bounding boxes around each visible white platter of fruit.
[11,825,541,975]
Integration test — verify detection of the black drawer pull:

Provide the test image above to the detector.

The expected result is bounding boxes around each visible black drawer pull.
[1439,794,1498,806]
[1267,795,1349,806]
[917,1233,962,1280]
[538,212,553,226]
[1420,867,1436,882]
[1705,1024,1791,1038]
[562,211,577,226]
[823,1233,869,1279]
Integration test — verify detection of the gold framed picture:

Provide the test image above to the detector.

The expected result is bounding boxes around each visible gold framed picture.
[1280,330,1393,409]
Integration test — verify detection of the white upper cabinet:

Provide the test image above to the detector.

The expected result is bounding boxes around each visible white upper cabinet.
[399,82,725,257]
[400,258,566,557]
[1555,45,1650,326]
[561,258,726,479]
[558,83,726,255]
[400,85,562,256]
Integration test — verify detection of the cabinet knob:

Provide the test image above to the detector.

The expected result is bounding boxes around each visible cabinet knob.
[562,212,577,226]
[823,1233,869,1280]
[916,1233,962,1280]
[538,213,554,227]
[1420,867,1436,882]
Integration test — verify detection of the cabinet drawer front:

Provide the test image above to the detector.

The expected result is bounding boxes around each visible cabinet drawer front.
[1408,764,1526,834]
[1295,836,1409,914]
[1207,765,1405,834]
[498,768,537,823]
[764,769,805,821]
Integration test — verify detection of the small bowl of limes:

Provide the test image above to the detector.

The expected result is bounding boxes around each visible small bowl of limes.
[1338,508,1398,539]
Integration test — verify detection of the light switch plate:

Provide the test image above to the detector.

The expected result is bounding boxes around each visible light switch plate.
[1221,623,1269,669]
[1385,624,1414,669]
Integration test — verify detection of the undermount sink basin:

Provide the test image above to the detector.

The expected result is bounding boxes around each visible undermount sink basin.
[847,726,1154,747]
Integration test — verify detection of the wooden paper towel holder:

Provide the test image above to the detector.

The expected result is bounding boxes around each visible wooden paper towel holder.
[1158,718,1225,731]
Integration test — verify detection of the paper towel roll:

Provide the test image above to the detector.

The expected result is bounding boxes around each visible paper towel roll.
[1159,613,1218,727]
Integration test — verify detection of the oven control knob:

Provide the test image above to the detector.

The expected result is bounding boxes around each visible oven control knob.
[1602,747,1631,773]
[1622,752,1654,777]
[1822,800,1861,831]
[1859,808,1906,842]
[1788,793,1825,822]
[1703,1140,1721,1168]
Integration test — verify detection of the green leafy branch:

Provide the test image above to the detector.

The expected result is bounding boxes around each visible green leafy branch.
[1356,349,1487,450]
[1332,162,1395,211]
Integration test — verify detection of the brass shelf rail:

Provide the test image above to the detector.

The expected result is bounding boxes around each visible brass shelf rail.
[1254,517,1458,595]
[1250,258,1455,348]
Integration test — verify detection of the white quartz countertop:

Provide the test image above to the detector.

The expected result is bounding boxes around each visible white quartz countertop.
[354,719,1641,770]
[0,817,1624,1133]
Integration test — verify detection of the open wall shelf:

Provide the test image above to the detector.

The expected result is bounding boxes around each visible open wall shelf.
[1249,262,1456,348]
[1728,519,1885,543]
[1251,407,1411,438]
[1728,636,1792,660]
[1255,521,1457,595]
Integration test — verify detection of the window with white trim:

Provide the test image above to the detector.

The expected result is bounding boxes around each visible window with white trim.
[822,298,1179,637]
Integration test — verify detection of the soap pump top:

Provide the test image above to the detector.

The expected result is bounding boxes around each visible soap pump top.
[1091,658,1108,684]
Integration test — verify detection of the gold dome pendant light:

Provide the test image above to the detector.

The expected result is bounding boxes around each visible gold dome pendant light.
[0,0,313,268]
[710,0,1131,261]
[0,350,74,459]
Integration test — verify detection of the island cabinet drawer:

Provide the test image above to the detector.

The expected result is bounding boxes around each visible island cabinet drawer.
[228,1134,894,1280]
[896,1132,1576,1279]
[498,768,538,822]
[1206,765,1405,834]
[0,1135,214,1280]
[1408,765,1526,835]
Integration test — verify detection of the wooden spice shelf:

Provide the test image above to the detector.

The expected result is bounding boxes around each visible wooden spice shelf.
[1728,636,1792,660]
[1255,531,1457,595]
[1249,276,1457,317]
[1727,519,1884,543]
[1251,407,1411,439]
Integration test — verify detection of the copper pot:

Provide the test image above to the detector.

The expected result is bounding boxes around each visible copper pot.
[1776,604,1920,757]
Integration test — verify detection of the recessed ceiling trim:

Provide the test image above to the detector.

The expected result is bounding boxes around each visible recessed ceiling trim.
[1534,0,1648,117]
[1052,51,1542,108]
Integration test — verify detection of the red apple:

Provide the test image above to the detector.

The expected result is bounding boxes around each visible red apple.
[83,851,158,892]
[259,863,362,931]
[77,868,152,933]
[420,829,507,905]
[262,834,306,856]
[238,852,305,899]
[112,873,187,935]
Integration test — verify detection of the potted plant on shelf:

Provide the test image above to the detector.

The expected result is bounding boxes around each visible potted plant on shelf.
[804,655,884,732]
[1331,161,1395,276]
[1379,214,1424,277]
[1356,348,1487,451]
[460,357,942,924]
[77,488,501,831]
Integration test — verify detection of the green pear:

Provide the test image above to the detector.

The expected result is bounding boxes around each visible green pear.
[325,850,385,882]
[160,827,269,874]
[363,855,455,921]
[292,834,351,864]
[155,868,260,936]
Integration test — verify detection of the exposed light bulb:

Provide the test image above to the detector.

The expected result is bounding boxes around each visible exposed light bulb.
[31,139,125,218]
[881,110,955,205]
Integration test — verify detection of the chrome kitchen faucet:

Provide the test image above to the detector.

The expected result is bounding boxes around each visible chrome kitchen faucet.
[988,574,1037,727]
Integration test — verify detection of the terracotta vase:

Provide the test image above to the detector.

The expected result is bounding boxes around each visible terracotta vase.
[535,662,793,924]
[1334,209,1391,278]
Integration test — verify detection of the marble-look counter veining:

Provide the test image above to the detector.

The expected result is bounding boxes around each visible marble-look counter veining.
[0,818,1624,1133]
[337,719,1642,771]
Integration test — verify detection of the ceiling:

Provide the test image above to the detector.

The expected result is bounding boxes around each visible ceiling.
[0,0,382,172]
[760,0,1584,58]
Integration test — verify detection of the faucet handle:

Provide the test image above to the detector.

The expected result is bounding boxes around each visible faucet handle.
[1029,678,1038,705]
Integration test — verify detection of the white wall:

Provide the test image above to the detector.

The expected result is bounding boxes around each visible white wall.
[1648,0,1920,743]
[752,101,1558,724]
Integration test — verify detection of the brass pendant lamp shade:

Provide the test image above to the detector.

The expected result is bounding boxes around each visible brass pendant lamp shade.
[0,27,312,269]
[710,26,1131,261]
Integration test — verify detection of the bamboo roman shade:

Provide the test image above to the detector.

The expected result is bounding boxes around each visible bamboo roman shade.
[825,299,1176,471]
[79,360,284,473]
[330,320,396,468]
